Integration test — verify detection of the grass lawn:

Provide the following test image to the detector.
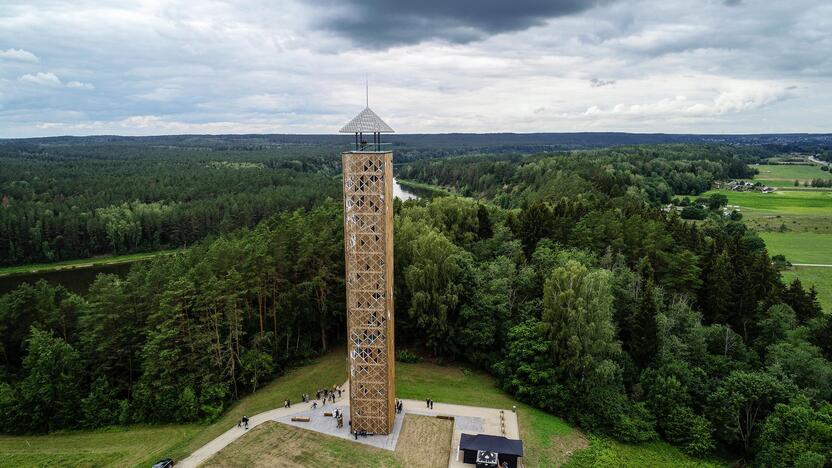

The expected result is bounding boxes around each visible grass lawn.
[781,266,832,313]
[203,421,402,468]
[705,189,832,216]
[759,232,832,264]
[0,351,347,468]
[748,164,831,187]
[205,413,452,468]
[704,188,832,313]
[0,425,203,468]
[0,249,181,277]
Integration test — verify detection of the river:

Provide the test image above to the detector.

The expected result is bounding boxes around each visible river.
[393,177,420,201]
[0,262,134,295]
[1,180,424,296]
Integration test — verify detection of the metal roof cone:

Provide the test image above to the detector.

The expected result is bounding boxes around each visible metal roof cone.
[339,107,394,133]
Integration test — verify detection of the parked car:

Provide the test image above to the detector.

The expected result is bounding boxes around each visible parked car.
[151,459,174,468]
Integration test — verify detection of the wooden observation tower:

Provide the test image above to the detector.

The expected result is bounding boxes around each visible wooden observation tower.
[339,105,396,435]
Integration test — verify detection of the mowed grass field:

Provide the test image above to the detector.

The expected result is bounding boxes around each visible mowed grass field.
[706,165,832,312]
[204,421,403,468]
[780,266,832,314]
[759,232,832,264]
[747,164,832,188]
[706,189,832,216]
[204,413,452,468]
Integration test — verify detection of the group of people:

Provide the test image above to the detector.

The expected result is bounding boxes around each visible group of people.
[425,398,435,409]
[282,399,292,408]
[333,408,344,428]
[299,384,345,410]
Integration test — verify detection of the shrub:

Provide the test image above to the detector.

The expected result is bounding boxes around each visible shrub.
[680,206,707,220]
[396,349,422,363]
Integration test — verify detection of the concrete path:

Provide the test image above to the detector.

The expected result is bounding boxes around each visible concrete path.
[177,382,350,468]
[278,403,406,451]
[792,263,832,267]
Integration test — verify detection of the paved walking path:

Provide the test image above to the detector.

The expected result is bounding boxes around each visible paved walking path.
[177,382,520,468]
[792,263,832,267]
[176,383,349,468]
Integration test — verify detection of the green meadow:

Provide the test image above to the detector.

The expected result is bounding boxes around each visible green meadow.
[759,232,832,264]
[707,164,832,312]
[706,189,832,216]
[748,164,832,187]
[780,266,832,313]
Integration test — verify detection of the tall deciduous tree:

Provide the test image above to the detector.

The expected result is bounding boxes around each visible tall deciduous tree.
[707,370,795,455]
[17,327,83,432]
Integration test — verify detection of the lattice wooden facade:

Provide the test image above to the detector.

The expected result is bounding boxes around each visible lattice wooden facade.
[342,150,396,435]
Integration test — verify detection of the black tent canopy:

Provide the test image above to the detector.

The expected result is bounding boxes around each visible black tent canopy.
[459,433,524,468]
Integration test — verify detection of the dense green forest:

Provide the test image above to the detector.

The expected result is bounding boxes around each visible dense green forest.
[1,143,831,466]
[0,141,342,266]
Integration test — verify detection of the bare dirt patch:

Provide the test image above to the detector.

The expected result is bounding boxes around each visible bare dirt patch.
[549,431,589,466]
[394,414,454,468]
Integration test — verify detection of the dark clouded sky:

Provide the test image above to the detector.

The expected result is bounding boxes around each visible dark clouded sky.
[0,0,830,137]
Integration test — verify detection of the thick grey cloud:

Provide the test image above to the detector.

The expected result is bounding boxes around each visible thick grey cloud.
[310,0,611,46]
[0,0,830,137]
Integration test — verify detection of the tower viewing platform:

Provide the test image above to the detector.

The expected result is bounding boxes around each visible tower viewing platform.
[340,107,394,152]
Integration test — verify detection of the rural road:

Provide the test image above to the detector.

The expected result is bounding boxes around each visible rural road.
[808,156,830,167]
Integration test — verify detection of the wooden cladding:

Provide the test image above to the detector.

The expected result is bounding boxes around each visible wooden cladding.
[342,151,396,435]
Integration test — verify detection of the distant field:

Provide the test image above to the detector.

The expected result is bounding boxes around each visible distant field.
[749,164,831,187]
[705,189,832,215]
[705,189,832,234]
[780,266,832,313]
[759,232,832,264]
[706,187,832,313]
[760,231,832,312]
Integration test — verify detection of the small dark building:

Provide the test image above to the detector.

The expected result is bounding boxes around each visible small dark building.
[459,433,524,468]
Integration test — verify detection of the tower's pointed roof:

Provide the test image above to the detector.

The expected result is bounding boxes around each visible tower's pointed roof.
[339,107,394,133]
